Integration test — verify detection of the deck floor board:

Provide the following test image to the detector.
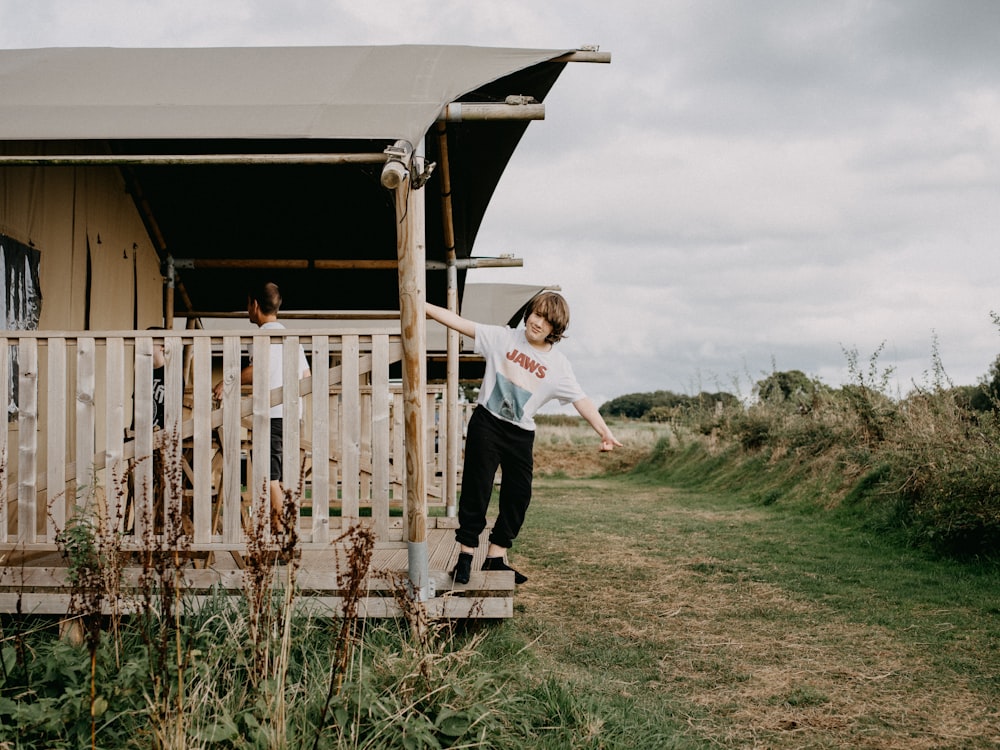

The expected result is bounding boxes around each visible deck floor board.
[0,526,514,618]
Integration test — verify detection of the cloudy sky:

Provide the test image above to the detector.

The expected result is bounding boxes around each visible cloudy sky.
[3,1,1000,407]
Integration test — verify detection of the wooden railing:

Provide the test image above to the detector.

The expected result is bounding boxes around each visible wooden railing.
[0,329,472,551]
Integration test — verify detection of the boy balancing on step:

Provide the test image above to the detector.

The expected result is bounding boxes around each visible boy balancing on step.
[426,292,621,585]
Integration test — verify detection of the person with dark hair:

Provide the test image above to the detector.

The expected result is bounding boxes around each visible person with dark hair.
[151,341,165,430]
[126,327,167,532]
[214,282,310,533]
[427,291,621,585]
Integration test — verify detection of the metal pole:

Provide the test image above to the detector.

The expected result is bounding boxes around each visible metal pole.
[435,121,461,519]
[164,256,176,329]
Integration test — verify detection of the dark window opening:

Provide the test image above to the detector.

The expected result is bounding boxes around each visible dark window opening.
[0,234,43,421]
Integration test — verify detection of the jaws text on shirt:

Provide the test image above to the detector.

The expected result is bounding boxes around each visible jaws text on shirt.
[505,348,548,378]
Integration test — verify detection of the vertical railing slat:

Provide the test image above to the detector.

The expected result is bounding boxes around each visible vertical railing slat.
[361,389,372,503]
[252,334,271,538]
[163,335,184,534]
[0,338,8,541]
[426,392,438,501]
[282,335,302,531]
[45,338,67,537]
[103,337,125,534]
[434,388,447,505]
[331,384,341,512]
[371,335,391,540]
[17,339,38,543]
[310,336,330,544]
[132,337,154,538]
[221,336,243,544]
[192,337,212,544]
[392,390,406,524]
[340,335,360,521]
[74,338,97,523]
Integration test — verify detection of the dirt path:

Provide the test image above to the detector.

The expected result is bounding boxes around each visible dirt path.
[512,476,1000,749]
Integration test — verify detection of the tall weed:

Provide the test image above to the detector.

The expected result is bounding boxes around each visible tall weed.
[3,431,601,750]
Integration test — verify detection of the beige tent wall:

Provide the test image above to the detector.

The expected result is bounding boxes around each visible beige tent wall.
[135,231,163,327]
[1,143,163,527]
[80,166,162,329]
[75,163,164,481]
[0,143,162,330]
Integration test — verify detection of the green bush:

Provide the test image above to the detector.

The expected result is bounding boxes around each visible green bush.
[732,412,773,451]
[652,377,1000,561]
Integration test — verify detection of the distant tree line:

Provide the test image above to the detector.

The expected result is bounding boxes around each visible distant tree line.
[953,353,1000,412]
[600,389,739,421]
[599,357,1000,422]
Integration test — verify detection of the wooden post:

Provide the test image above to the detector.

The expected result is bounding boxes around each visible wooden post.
[18,340,38,543]
[390,142,429,599]
[0,340,7,541]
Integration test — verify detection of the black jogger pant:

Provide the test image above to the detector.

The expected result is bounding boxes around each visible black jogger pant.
[455,407,535,550]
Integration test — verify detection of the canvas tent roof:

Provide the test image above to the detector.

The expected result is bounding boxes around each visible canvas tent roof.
[0,45,590,316]
[0,46,571,143]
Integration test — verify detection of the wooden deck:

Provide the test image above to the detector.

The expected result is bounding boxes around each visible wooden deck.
[0,328,504,618]
[0,522,515,619]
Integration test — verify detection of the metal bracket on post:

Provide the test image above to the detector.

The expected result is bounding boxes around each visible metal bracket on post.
[410,158,436,189]
[163,254,177,287]
[381,140,436,190]
[381,140,413,189]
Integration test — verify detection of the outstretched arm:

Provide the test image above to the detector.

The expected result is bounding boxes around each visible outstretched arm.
[426,302,477,339]
[213,363,252,400]
[573,397,623,452]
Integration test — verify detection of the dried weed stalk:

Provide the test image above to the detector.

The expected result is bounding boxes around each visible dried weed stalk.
[241,474,303,750]
[131,428,196,750]
[311,524,375,750]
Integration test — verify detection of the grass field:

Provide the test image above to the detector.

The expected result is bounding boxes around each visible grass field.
[3,417,998,748]
[497,463,1000,748]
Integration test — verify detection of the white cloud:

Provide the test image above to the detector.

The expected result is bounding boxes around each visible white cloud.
[5,0,1000,403]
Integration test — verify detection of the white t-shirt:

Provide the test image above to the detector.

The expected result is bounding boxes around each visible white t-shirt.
[249,321,310,419]
[474,323,586,431]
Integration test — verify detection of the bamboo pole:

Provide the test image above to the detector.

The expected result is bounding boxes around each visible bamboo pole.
[425,257,523,270]
[0,153,388,166]
[0,97,563,167]
[435,121,461,518]
[393,146,429,599]
[183,310,401,320]
[173,259,312,270]
[315,260,402,270]
[172,257,521,271]
[552,50,612,63]
[440,102,544,122]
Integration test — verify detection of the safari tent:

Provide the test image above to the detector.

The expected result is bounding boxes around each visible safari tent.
[0,44,609,618]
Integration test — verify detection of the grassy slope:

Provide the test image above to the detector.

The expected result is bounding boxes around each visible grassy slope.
[500,470,1000,749]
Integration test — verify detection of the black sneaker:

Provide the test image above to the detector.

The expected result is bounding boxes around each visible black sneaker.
[482,556,527,584]
[451,552,473,584]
